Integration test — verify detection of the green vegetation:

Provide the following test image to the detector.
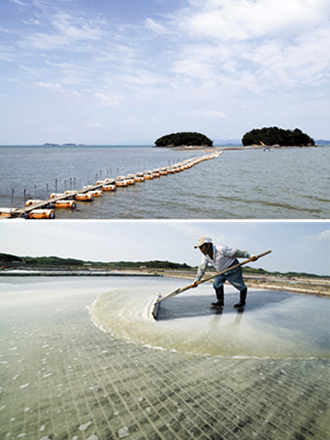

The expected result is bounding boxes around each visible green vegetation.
[0,253,327,279]
[155,132,213,147]
[242,266,325,278]
[242,127,315,147]
[0,253,190,271]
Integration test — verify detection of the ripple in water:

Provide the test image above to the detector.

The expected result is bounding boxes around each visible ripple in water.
[90,283,330,360]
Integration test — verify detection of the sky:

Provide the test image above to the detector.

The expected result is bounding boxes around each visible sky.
[0,0,329,145]
[0,220,329,276]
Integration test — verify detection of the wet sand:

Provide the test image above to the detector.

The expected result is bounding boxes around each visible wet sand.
[0,276,329,440]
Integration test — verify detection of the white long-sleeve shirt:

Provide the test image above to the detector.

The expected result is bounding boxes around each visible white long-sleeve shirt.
[195,244,250,281]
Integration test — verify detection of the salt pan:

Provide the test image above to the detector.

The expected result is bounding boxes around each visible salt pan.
[79,421,92,431]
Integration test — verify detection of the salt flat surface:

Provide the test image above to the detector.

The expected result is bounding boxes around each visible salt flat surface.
[91,283,330,359]
[0,276,329,440]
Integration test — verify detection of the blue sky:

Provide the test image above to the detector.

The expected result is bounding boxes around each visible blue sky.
[0,0,329,145]
[0,221,329,276]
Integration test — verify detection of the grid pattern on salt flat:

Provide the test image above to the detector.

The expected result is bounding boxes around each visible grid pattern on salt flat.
[0,300,329,440]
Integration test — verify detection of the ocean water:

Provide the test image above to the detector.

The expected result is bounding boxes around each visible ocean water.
[0,145,329,219]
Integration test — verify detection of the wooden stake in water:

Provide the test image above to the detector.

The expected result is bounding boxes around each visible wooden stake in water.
[11,189,14,213]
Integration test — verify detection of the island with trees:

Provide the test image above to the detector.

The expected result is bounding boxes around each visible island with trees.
[242,127,315,147]
[155,132,213,147]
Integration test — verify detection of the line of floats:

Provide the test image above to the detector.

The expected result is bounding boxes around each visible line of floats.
[0,151,222,219]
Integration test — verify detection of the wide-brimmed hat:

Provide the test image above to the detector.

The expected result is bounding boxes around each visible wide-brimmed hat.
[194,236,212,248]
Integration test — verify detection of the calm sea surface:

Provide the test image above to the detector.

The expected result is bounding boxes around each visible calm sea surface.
[0,145,329,219]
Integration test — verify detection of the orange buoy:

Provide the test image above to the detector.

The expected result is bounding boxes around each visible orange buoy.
[55,200,76,209]
[144,171,153,180]
[126,175,135,185]
[25,199,43,207]
[29,209,55,219]
[104,178,116,184]
[159,168,167,175]
[88,190,103,197]
[134,172,145,182]
[50,193,65,199]
[75,193,94,201]
[102,184,116,191]
[116,177,128,187]
[0,208,13,218]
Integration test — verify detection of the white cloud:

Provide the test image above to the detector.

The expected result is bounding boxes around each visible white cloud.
[2,0,330,143]
[193,110,226,119]
[34,81,81,98]
[169,0,330,95]
[93,92,123,106]
[145,18,167,34]
[317,230,330,241]
[181,0,330,41]
[35,81,62,90]
[9,0,27,5]
[19,10,107,51]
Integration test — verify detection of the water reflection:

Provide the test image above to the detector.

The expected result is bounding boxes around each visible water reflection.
[156,290,290,320]
[90,283,329,359]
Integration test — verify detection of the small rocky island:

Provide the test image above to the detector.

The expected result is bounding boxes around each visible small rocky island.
[242,127,315,147]
[155,132,213,147]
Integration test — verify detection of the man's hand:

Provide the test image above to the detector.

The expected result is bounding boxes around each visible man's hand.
[192,281,198,288]
[250,255,258,261]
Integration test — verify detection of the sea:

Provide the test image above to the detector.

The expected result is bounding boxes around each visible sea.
[0,145,329,219]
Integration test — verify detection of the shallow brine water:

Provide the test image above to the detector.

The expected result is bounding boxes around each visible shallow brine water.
[90,279,330,360]
[1,276,329,360]
[0,145,329,218]
[0,276,329,440]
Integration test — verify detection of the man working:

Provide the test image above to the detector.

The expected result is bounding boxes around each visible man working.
[192,236,258,308]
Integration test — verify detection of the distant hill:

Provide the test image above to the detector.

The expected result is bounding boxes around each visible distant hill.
[0,253,190,271]
[316,139,330,145]
[0,253,328,278]
[213,139,241,146]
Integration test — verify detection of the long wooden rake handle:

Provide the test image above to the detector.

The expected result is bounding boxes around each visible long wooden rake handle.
[155,250,272,304]
[186,249,272,289]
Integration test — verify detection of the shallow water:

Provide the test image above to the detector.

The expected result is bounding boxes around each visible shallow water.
[1,276,328,360]
[90,280,330,360]
[0,276,329,440]
[1,145,329,218]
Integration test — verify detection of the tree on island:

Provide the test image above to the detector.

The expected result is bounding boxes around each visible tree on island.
[155,132,213,147]
[242,127,315,147]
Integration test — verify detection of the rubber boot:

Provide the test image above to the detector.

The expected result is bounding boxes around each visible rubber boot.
[234,288,247,308]
[211,286,224,308]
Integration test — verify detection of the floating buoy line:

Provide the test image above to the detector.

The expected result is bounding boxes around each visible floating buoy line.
[0,151,222,219]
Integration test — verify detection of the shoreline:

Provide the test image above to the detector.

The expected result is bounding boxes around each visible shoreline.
[159,271,330,298]
[1,268,329,297]
[168,144,322,151]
